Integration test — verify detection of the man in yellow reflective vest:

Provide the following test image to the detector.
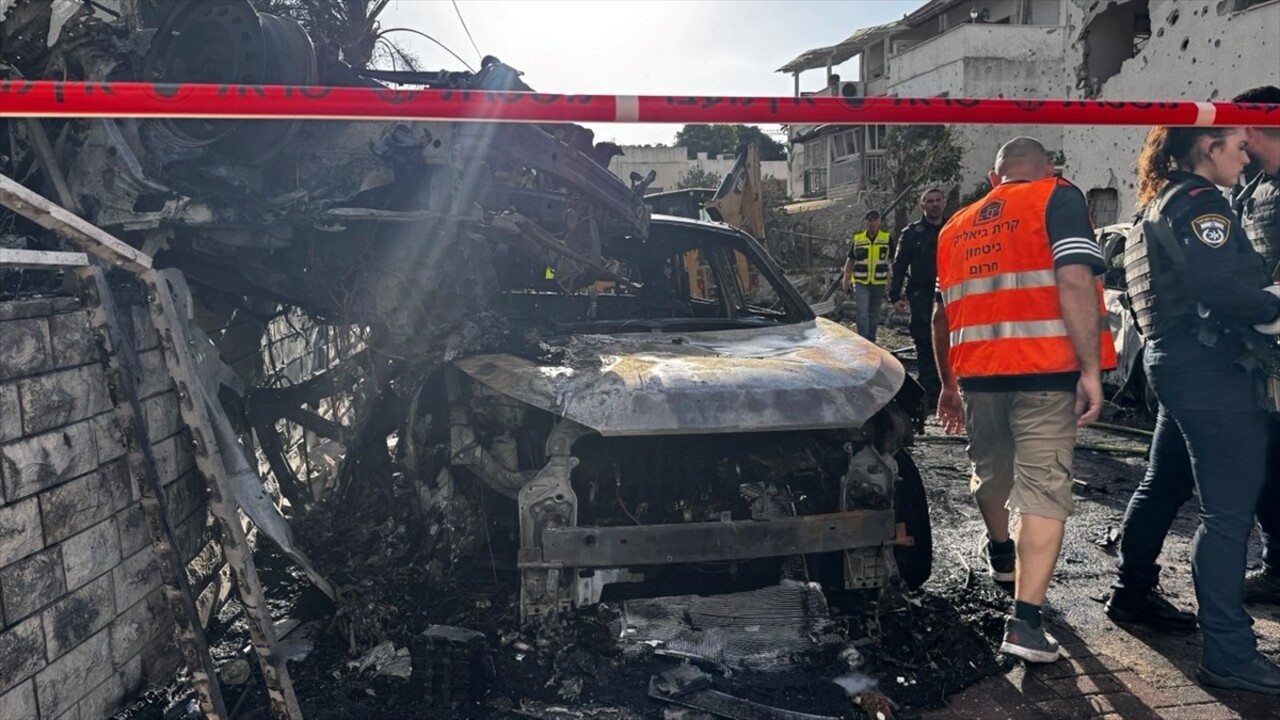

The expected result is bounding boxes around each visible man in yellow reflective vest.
[841,209,894,342]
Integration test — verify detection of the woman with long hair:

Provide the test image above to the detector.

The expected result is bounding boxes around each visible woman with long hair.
[1112,125,1280,694]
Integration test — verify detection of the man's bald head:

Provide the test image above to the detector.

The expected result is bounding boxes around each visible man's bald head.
[993,136,1055,181]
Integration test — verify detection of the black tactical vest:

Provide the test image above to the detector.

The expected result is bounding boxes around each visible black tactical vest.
[1238,173,1280,278]
[1123,182,1198,338]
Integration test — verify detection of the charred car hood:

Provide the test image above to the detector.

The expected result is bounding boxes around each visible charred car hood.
[454,318,905,436]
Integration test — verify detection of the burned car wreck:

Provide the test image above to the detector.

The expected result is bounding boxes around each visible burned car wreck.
[443,216,933,621]
[2,0,933,625]
[2,6,940,714]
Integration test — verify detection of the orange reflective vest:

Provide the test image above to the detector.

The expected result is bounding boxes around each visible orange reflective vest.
[936,178,1117,379]
[850,230,892,285]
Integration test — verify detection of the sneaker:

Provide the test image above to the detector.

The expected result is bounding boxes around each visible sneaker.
[1243,569,1280,604]
[988,541,1016,583]
[1105,589,1197,631]
[999,617,1062,663]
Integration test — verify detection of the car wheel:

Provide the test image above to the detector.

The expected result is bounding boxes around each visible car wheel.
[893,449,932,590]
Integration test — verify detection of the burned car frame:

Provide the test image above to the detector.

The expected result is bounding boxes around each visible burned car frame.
[442,217,932,621]
[2,0,932,627]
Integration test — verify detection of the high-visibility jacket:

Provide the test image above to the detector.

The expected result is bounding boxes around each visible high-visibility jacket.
[850,230,892,285]
[937,177,1117,379]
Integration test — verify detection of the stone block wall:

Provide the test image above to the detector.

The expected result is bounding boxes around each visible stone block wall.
[0,293,207,720]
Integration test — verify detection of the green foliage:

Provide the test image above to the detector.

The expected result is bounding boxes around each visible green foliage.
[957,182,990,210]
[876,125,964,229]
[761,175,791,242]
[676,167,724,190]
[674,125,787,161]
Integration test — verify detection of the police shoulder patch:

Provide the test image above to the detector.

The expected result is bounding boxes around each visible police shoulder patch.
[1191,213,1230,248]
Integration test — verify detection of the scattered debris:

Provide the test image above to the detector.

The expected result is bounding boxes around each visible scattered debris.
[852,690,898,720]
[218,658,253,686]
[618,582,842,673]
[278,621,322,663]
[349,641,413,679]
[1095,526,1122,550]
[409,625,492,709]
[1091,421,1155,438]
[648,665,839,720]
[513,700,633,720]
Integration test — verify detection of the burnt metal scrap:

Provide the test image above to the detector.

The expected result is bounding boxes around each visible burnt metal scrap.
[648,664,840,720]
[4,0,648,356]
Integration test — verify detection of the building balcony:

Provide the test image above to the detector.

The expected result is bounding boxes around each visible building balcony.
[864,76,889,97]
[887,23,1067,92]
[864,151,887,183]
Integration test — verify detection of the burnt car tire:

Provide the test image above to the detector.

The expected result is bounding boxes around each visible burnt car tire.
[893,449,932,590]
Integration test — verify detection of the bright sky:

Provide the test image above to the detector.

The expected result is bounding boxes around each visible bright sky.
[379,0,921,146]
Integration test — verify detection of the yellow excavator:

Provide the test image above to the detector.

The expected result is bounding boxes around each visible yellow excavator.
[641,143,766,294]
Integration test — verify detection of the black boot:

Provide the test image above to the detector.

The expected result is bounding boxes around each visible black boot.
[1104,589,1197,631]
[1243,569,1280,604]
[1198,654,1280,696]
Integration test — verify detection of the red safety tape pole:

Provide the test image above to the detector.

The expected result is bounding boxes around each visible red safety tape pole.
[1,81,1278,126]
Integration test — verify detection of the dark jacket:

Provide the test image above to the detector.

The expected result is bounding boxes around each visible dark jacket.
[888,217,942,303]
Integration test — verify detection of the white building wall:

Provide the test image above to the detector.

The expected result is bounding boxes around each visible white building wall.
[609,145,789,194]
[886,22,1070,195]
[1062,0,1280,215]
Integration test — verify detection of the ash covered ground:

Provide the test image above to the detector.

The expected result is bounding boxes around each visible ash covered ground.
[123,318,1280,720]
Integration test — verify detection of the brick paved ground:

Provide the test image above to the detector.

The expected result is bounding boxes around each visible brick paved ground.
[920,624,1280,719]
[904,394,1280,720]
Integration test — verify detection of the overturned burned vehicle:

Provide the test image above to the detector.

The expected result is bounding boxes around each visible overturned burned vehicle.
[1,0,931,626]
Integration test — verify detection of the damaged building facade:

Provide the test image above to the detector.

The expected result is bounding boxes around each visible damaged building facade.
[780,0,1280,223]
[1063,0,1280,221]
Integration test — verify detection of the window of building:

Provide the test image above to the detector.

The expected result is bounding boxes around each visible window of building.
[1087,188,1120,227]
[803,168,827,197]
[831,130,861,159]
[802,140,825,169]
[865,125,888,153]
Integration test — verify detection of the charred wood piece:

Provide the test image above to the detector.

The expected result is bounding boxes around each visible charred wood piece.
[252,417,314,512]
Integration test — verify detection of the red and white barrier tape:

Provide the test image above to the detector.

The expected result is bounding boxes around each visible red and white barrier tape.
[1,81,1276,126]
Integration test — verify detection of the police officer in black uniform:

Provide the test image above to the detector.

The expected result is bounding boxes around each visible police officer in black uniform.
[888,188,946,409]
[1233,85,1280,604]
[1114,125,1280,695]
